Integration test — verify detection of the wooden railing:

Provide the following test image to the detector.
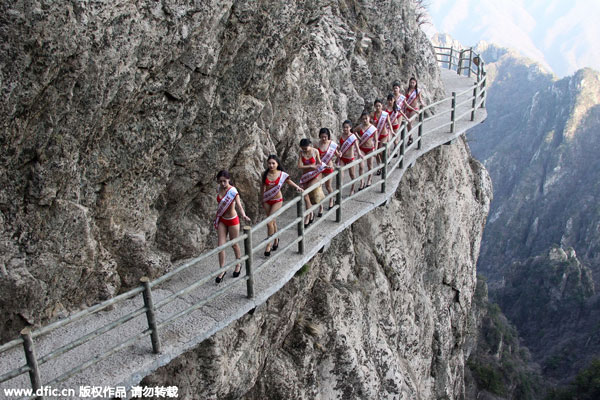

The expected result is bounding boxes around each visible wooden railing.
[0,46,486,398]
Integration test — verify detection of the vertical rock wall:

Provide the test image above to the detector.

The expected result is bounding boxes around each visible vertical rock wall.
[0,0,443,340]
[141,137,493,399]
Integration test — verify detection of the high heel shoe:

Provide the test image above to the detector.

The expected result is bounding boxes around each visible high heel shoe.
[215,272,226,284]
[309,213,315,224]
[264,249,271,257]
[233,265,241,277]
[272,239,279,251]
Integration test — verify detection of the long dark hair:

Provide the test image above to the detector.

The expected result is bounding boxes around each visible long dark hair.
[318,127,331,140]
[262,155,284,183]
[216,170,234,185]
[406,77,418,94]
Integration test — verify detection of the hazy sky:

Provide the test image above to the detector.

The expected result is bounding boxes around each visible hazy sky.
[424,0,600,77]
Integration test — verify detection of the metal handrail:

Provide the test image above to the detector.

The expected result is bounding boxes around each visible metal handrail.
[0,45,487,396]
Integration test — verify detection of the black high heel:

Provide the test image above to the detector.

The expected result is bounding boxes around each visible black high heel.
[264,247,271,257]
[309,213,315,224]
[272,239,279,251]
[215,272,226,284]
[233,265,241,277]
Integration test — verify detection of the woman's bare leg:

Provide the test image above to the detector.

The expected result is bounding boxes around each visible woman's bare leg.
[217,223,228,279]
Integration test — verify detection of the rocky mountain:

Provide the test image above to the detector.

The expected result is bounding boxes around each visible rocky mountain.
[140,138,492,399]
[466,41,600,383]
[0,0,445,341]
[464,278,545,400]
[495,247,598,382]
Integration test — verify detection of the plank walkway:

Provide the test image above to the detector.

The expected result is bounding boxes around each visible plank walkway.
[0,68,486,399]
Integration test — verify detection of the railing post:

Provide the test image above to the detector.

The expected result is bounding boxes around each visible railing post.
[457,49,462,75]
[400,125,406,169]
[381,143,388,193]
[471,82,478,121]
[21,328,42,399]
[481,71,487,108]
[140,277,161,354]
[417,111,423,150]
[296,199,305,254]
[335,167,342,222]
[449,47,454,70]
[467,48,473,78]
[450,92,456,133]
[243,226,254,299]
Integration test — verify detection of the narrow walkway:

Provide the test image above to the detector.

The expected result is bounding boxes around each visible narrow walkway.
[0,69,486,398]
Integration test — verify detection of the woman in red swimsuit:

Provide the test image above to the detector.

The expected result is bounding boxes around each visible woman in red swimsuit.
[386,93,404,156]
[353,111,378,189]
[298,138,324,227]
[404,77,423,137]
[337,120,363,196]
[215,170,251,284]
[317,128,339,211]
[393,81,416,146]
[371,99,383,128]
[261,155,302,257]
[375,96,394,171]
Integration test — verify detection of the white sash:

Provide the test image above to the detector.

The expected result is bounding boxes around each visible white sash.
[321,142,338,165]
[358,125,377,147]
[407,89,419,107]
[376,110,390,134]
[339,134,357,156]
[262,171,289,202]
[214,187,238,229]
[392,95,408,123]
[300,163,326,185]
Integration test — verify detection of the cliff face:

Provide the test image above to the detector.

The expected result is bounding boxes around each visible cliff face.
[0,0,444,340]
[141,137,492,399]
[465,42,600,382]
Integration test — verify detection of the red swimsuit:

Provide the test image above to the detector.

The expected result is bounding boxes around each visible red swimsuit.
[318,147,335,174]
[387,108,400,131]
[216,194,240,227]
[301,154,321,181]
[263,172,285,205]
[371,112,380,127]
[358,127,375,154]
[339,136,355,165]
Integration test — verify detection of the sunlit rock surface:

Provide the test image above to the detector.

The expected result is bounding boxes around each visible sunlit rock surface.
[0,0,444,340]
[141,138,492,399]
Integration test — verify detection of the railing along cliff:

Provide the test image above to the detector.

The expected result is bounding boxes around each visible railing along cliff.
[0,46,486,399]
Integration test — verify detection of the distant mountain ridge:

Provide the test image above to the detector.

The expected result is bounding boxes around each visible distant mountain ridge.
[426,0,600,77]
[464,39,600,383]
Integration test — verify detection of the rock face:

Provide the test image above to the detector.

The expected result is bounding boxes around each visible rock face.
[0,0,444,340]
[495,247,597,382]
[140,138,492,399]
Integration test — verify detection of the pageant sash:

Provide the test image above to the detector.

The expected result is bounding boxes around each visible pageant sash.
[300,162,326,185]
[321,142,338,165]
[376,110,390,134]
[214,187,238,229]
[262,171,289,202]
[392,95,408,123]
[339,134,357,156]
[406,88,419,107]
[358,125,377,147]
